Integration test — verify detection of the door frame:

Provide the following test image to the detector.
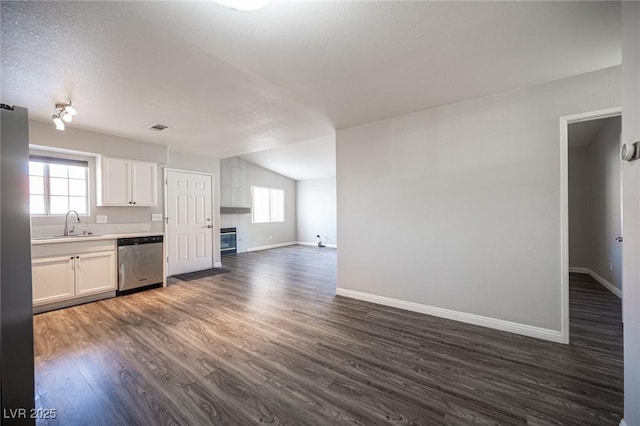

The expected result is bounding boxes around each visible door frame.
[559,106,622,344]
[163,167,220,276]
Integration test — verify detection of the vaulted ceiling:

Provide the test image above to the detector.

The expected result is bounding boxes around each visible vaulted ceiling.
[1,1,621,161]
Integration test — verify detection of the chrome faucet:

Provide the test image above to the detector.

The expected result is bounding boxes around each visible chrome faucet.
[63,210,80,236]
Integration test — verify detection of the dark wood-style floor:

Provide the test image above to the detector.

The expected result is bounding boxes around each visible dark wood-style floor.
[33,246,623,425]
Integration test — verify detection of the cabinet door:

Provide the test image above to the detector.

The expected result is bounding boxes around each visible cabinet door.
[32,256,75,306]
[131,161,157,206]
[100,157,131,206]
[75,251,117,296]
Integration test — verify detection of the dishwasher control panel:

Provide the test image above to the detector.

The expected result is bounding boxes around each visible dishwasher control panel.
[117,235,163,246]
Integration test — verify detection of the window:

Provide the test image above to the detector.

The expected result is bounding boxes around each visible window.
[29,156,89,215]
[251,186,284,223]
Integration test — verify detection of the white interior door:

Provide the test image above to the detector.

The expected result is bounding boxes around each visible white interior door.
[166,170,213,275]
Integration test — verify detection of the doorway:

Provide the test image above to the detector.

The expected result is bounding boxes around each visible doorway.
[165,169,214,275]
[561,107,622,343]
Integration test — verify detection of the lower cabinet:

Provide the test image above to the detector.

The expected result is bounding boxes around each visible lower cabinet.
[32,256,75,305]
[32,246,116,307]
[75,251,117,296]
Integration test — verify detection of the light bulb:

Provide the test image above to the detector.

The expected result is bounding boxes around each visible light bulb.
[216,0,272,11]
[52,115,65,131]
[64,105,77,116]
[62,112,73,123]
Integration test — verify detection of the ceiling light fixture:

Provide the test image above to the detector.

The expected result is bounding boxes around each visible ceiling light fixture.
[52,114,65,131]
[63,103,77,116]
[215,0,272,11]
[52,100,77,130]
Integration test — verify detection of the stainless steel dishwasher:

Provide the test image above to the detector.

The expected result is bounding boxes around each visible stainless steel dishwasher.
[117,235,164,294]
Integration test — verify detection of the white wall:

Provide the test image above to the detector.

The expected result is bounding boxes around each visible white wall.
[336,66,620,341]
[587,118,622,289]
[621,2,640,425]
[246,161,297,249]
[568,146,590,267]
[296,178,337,247]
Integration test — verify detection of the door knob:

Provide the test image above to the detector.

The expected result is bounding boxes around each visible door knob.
[207,225,213,229]
[616,237,623,242]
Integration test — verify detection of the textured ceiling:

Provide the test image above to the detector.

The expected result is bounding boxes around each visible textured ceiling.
[1,1,621,162]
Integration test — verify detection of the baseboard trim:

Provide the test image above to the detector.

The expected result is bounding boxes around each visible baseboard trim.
[214,262,223,268]
[569,266,622,298]
[33,291,116,314]
[296,241,337,249]
[247,242,297,252]
[335,288,565,343]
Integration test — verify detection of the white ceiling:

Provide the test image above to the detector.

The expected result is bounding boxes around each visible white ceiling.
[240,134,335,180]
[568,116,620,148]
[1,1,621,166]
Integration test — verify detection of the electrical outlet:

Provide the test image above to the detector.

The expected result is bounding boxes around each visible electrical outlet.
[610,262,613,272]
[96,215,107,224]
[269,235,272,241]
[151,213,163,221]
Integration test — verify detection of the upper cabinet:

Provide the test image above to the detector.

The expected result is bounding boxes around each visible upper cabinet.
[97,156,157,206]
[131,161,157,206]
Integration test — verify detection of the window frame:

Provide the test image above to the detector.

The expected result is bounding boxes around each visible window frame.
[251,185,285,224]
[28,155,90,217]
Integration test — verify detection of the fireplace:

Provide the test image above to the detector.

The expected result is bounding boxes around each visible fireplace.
[220,227,237,255]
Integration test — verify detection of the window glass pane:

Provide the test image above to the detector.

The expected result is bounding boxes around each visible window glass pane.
[67,166,86,179]
[30,195,45,215]
[49,164,68,178]
[270,189,284,222]
[68,179,86,196]
[29,175,44,195]
[50,196,69,214]
[28,157,89,217]
[50,177,69,195]
[252,187,270,223]
[69,197,87,214]
[29,161,44,176]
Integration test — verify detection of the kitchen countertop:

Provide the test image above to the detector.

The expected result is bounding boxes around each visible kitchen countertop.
[31,232,164,245]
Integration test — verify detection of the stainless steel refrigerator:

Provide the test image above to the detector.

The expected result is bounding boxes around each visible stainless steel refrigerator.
[1,104,35,422]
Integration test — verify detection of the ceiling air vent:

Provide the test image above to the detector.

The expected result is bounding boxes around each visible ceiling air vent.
[147,123,168,132]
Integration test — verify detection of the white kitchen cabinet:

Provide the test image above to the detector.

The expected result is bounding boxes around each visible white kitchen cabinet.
[32,256,75,305]
[32,240,117,310]
[32,251,116,306]
[131,160,157,206]
[75,251,117,296]
[97,156,157,206]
